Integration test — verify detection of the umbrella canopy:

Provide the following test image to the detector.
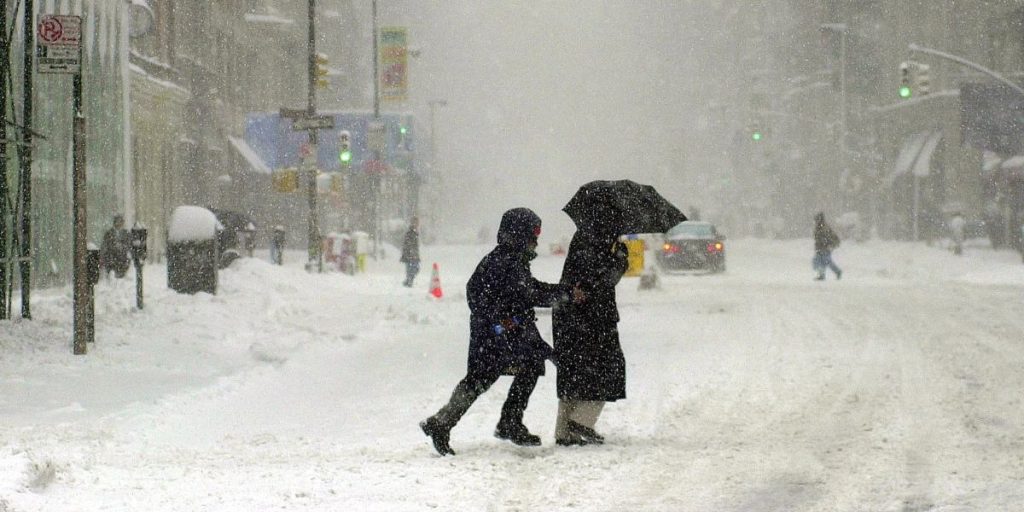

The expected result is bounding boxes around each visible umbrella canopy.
[563,180,687,235]
[208,208,256,233]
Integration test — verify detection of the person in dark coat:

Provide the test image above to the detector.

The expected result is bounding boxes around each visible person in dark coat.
[400,216,421,287]
[420,208,578,456]
[552,228,629,446]
[100,214,131,279]
[813,212,842,281]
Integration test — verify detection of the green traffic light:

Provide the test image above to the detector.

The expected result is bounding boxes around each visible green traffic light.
[340,150,352,163]
[399,125,408,135]
[899,85,912,99]
[751,132,762,141]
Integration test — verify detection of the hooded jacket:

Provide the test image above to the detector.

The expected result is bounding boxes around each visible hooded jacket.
[465,208,569,376]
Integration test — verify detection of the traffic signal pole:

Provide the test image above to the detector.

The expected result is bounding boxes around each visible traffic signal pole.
[306,0,322,272]
[371,0,381,258]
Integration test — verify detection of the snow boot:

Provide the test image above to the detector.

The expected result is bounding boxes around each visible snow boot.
[420,417,455,456]
[555,435,589,447]
[567,420,605,444]
[494,423,541,447]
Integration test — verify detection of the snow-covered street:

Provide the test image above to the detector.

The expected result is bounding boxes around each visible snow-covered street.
[3,239,1024,511]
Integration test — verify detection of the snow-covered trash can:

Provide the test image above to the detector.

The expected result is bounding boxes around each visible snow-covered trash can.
[167,206,222,295]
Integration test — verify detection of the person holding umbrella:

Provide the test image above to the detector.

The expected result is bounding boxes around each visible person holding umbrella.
[553,180,686,446]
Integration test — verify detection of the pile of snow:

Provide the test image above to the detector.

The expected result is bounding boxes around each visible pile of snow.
[167,206,221,243]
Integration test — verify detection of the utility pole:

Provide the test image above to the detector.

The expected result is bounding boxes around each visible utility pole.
[371,0,381,257]
[1,0,9,320]
[19,0,33,319]
[306,0,322,272]
[821,22,847,210]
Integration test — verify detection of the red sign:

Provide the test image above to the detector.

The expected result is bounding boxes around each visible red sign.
[38,15,81,45]
[363,159,390,175]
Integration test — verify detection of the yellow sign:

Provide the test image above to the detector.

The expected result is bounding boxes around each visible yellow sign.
[272,168,299,193]
[380,27,408,101]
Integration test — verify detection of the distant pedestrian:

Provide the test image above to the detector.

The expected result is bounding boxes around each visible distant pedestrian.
[813,212,842,281]
[948,212,966,256]
[271,226,286,265]
[400,217,421,287]
[100,214,130,278]
[419,208,581,456]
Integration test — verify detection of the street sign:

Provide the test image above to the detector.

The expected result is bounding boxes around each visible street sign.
[363,159,389,175]
[367,121,386,153]
[37,15,82,74]
[279,108,307,120]
[291,115,335,131]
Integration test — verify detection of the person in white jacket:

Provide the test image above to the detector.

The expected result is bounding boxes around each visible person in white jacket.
[949,212,966,256]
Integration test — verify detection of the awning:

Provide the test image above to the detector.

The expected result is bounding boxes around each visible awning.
[228,136,271,174]
[886,131,941,186]
[912,131,942,177]
[982,150,1002,173]
[1000,155,1024,170]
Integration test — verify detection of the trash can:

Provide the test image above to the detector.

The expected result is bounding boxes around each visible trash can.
[167,206,221,295]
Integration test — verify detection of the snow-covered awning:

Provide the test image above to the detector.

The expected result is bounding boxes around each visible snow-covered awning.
[912,132,943,178]
[983,150,1003,173]
[244,13,296,26]
[228,136,271,174]
[886,131,941,186]
[1000,155,1024,169]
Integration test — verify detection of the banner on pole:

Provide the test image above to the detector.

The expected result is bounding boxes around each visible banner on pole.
[380,27,408,102]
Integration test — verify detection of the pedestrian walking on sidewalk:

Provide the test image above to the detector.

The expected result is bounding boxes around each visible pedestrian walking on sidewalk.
[813,212,842,281]
[400,216,421,287]
[100,214,131,279]
[420,208,581,456]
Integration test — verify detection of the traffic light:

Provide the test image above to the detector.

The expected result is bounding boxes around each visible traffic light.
[314,53,329,89]
[398,124,409,149]
[338,130,352,166]
[899,61,913,99]
[749,121,765,142]
[916,63,930,96]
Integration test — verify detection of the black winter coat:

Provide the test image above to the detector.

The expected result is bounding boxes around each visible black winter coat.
[466,209,569,377]
[553,232,629,402]
[814,222,840,251]
[400,227,420,263]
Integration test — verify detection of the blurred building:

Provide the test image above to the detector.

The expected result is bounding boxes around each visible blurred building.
[129,0,308,259]
[760,0,1024,244]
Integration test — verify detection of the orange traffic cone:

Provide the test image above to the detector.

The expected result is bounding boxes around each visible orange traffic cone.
[429,263,443,299]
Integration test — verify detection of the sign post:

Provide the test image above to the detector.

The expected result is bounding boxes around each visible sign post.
[38,14,88,353]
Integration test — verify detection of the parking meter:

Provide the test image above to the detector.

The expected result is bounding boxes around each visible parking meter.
[130,223,147,310]
[130,224,148,264]
[86,247,101,286]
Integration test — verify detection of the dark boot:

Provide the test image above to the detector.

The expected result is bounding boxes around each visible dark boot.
[494,422,541,446]
[421,373,498,456]
[420,417,455,456]
[567,420,605,444]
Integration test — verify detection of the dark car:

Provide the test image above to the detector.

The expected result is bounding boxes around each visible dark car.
[657,221,726,273]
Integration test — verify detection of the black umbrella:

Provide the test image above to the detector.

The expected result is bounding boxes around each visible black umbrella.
[208,208,256,233]
[563,180,687,235]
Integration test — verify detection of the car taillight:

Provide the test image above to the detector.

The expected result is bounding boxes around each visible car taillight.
[663,243,680,254]
[707,242,724,253]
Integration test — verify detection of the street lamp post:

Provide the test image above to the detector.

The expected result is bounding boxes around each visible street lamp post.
[821,23,848,208]
[427,100,447,176]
